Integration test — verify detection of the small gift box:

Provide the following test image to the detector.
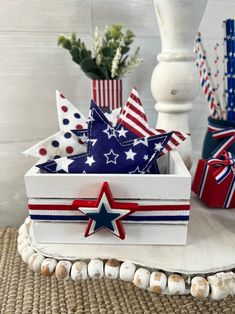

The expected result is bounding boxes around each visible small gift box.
[192,151,235,208]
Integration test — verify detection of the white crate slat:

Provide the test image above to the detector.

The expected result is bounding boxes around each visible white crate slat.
[32,221,188,245]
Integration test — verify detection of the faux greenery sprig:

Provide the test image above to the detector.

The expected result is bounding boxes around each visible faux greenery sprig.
[58,24,143,80]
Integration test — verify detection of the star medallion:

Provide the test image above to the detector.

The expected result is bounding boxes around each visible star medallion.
[72,182,138,239]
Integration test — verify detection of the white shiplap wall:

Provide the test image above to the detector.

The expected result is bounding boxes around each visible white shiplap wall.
[0,0,234,226]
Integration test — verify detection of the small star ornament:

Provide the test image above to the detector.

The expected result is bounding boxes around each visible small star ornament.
[72,182,138,239]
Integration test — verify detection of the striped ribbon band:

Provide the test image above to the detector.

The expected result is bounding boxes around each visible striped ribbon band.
[28,201,190,224]
[208,123,235,158]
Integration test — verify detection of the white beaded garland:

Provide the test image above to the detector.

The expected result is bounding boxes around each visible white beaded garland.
[41,258,57,276]
[16,222,235,301]
[190,276,209,299]
[88,259,104,279]
[28,253,45,273]
[17,233,28,245]
[119,261,136,282]
[17,239,30,255]
[208,272,235,300]
[55,261,72,280]
[133,268,150,290]
[105,259,120,279]
[21,246,35,264]
[18,223,26,235]
[149,271,167,294]
[71,261,88,281]
[168,274,185,295]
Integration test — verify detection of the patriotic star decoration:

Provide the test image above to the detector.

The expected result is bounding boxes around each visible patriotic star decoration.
[23,91,121,160]
[115,87,189,157]
[37,100,173,174]
[23,90,88,160]
[72,182,138,239]
[72,87,189,162]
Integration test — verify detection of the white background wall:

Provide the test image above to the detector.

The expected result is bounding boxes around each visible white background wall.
[0,0,234,226]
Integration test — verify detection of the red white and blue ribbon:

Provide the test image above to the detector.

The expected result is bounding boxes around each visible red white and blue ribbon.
[208,123,235,158]
[28,200,190,223]
[28,181,190,240]
[198,151,235,208]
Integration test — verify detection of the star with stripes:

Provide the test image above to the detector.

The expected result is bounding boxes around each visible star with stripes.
[72,182,138,239]
[71,88,188,164]
[37,100,172,174]
[115,87,189,158]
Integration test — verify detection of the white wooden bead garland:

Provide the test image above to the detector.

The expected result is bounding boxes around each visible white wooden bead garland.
[17,221,235,300]
[133,268,151,290]
[207,272,235,301]
[190,276,209,299]
[21,246,36,264]
[104,259,120,279]
[119,261,136,282]
[88,259,104,279]
[41,258,57,276]
[55,261,72,280]
[28,253,45,273]
[71,261,88,281]
[149,271,167,294]
[168,274,186,295]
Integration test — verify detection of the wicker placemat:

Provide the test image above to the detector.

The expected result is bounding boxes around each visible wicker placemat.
[0,228,235,314]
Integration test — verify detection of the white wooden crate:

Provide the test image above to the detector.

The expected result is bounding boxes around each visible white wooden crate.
[24,151,191,245]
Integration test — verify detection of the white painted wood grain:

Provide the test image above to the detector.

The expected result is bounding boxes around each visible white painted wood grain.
[32,221,188,245]
[0,0,234,226]
[0,0,91,33]
[0,32,160,142]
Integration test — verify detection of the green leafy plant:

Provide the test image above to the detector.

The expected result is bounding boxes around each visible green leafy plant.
[58,24,143,80]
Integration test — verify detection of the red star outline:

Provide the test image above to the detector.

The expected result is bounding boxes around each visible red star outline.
[72,182,138,239]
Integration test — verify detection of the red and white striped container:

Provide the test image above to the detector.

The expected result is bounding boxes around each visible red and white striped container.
[92,79,123,111]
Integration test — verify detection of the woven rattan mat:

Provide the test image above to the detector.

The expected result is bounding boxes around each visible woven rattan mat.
[0,228,235,314]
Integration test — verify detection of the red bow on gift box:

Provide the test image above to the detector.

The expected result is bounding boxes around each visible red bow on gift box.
[209,125,235,158]
[207,151,235,184]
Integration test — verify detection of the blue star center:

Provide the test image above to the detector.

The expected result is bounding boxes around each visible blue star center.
[87,203,120,232]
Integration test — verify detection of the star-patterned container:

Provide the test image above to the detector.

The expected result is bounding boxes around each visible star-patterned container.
[24,150,191,246]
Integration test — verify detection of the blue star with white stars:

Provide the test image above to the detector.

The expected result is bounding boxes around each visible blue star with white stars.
[37,101,173,174]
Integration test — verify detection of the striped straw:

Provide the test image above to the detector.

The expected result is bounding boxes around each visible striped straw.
[195,33,223,119]
[222,20,228,120]
[214,43,220,100]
